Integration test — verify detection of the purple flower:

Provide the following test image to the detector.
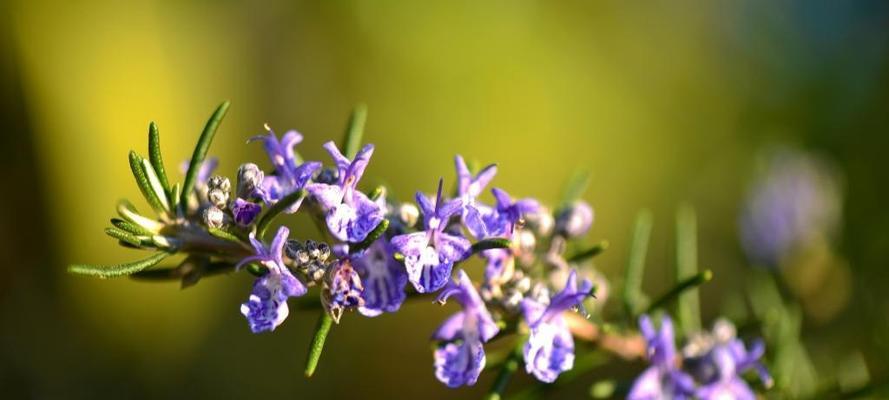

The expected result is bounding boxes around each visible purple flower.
[483,248,514,285]
[521,269,594,383]
[237,227,307,333]
[695,338,772,400]
[323,258,365,323]
[250,128,321,214]
[231,198,262,226]
[739,146,841,267]
[483,188,540,237]
[307,141,384,242]
[390,179,471,293]
[454,155,497,238]
[432,270,499,387]
[628,315,696,400]
[353,239,408,317]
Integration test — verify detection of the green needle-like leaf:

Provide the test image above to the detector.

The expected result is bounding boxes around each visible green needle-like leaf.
[147,121,171,195]
[350,219,389,253]
[566,240,610,263]
[304,312,334,378]
[141,158,170,211]
[644,269,713,315]
[208,227,244,244]
[68,251,170,278]
[181,101,230,206]
[341,103,367,159]
[256,189,307,240]
[117,199,163,232]
[471,237,512,254]
[623,209,652,318]
[129,151,167,213]
[675,204,701,335]
[104,226,144,247]
[111,218,153,236]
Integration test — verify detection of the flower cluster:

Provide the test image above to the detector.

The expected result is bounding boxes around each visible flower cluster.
[71,103,774,399]
[629,315,772,400]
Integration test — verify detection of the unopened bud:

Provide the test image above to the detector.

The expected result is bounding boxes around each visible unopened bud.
[399,203,420,228]
[315,168,339,185]
[237,163,264,199]
[203,206,226,228]
[208,188,229,208]
[556,201,594,238]
[208,175,231,193]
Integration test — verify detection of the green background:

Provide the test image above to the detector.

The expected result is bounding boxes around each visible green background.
[1,0,887,398]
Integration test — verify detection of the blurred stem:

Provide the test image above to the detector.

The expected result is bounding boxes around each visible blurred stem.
[675,203,701,335]
[623,209,652,318]
[643,270,712,316]
[484,335,526,400]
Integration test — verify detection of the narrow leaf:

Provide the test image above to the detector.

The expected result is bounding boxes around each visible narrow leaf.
[304,312,334,378]
[111,218,153,236]
[566,240,610,263]
[559,169,591,208]
[147,121,171,194]
[350,219,389,253]
[208,227,244,244]
[644,270,712,315]
[141,158,170,211]
[169,183,182,215]
[68,252,170,278]
[181,101,230,205]
[117,199,163,232]
[675,204,701,335]
[256,189,306,239]
[341,103,367,159]
[104,227,144,247]
[129,151,167,213]
[471,238,512,254]
[623,209,652,317]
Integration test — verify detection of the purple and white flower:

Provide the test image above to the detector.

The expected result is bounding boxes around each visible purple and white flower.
[628,315,696,400]
[237,226,307,333]
[307,141,384,242]
[483,188,540,238]
[353,239,408,317]
[433,269,500,387]
[323,258,365,323]
[521,269,594,383]
[250,128,321,214]
[390,179,471,293]
[231,198,262,226]
[454,155,497,238]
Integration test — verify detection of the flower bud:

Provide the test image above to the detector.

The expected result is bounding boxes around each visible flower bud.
[556,201,594,238]
[208,175,231,192]
[525,206,555,237]
[399,203,420,228]
[285,240,311,267]
[236,163,264,199]
[202,206,226,228]
[208,188,229,209]
[314,167,339,185]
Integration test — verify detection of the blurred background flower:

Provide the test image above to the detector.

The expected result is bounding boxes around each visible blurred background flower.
[1,0,888,398]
